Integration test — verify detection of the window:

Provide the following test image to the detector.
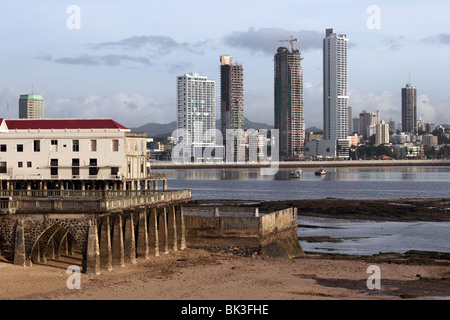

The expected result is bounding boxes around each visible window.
[50,140,58,152]
[50,159,58,176]
[89,158,98,176]
[111,167,119,176]
[72,140,79,152]
[17,144,23,152]
[90,140,97,152]
[72,158,80,176]
[27,161,32,168]
[18,162,23,168]
[112,140,119,152]
[0,162,6,173]
[0,145,7,152]
[34,140,40,152]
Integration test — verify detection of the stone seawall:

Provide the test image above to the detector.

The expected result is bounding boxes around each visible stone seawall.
[184,206,304,258]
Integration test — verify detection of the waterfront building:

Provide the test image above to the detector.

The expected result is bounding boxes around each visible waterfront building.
[220,55,244,141]
[176,73,222,161]
[220,55,245,161]
[423,134,438,149]
[359,110,379,139]
[306,28,349,159]
[274,41,305,159]
[19,94,44,119]
[375,120,390,146]
[0,118,153,191]
[402,83,417,134]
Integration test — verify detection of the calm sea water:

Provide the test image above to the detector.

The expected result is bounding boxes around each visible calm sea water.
[162,166,450,201]
[159,166,450,255]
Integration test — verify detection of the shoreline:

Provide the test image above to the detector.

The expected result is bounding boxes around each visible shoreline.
[1,248,449,300]
[192,198,450,222]
[1,197,448,301]
[150,159,450,170]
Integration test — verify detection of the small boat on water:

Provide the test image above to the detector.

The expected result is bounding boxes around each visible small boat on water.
[315,168,326,176]
[289,168,303,178]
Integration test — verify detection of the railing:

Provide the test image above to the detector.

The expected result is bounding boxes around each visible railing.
[0,189,192,214]
[147,172,167,179]
[0,189,178,199]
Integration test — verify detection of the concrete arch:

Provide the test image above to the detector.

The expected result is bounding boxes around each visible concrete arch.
[24,218,90,268]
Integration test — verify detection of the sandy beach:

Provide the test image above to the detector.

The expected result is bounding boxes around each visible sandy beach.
[1,198,449,302]
[1,247,449,301]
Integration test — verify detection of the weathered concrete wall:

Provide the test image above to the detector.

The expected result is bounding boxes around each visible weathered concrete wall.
[184,207,304,258]
[260,208,304,258]
[183,206,257,218]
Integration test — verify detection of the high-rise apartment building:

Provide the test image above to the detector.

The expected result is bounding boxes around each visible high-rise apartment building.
[274,44,305,159]
[220,55,244,141]
[402,83,417,134]
[323,28,349,142]
[375,120,390,146]
[359,110,379,139]
[176,73,217,159]
[19,94,44,119]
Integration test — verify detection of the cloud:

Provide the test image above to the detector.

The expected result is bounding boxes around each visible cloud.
[222,27,322,55]
[40,54,152,67]
[47,93,175,127]
[90,35,206,55]
[349,89,400,123]
[421,33,450,45]
[381,36,405,51]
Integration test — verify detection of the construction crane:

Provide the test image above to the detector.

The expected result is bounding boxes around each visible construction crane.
[279,36,298,52]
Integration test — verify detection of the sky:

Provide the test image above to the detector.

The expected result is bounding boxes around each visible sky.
[0,0,449,129]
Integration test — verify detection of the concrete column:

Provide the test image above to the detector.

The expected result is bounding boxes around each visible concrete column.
[154,180,158,191]
[85,223,101,275]
[137,210,150,260]
[176,205,186,250]
[158,207,169,254]
[163,179,168,190]
[148,208,159,257]
[112,215,125,267]
[124,214,137,264]
[100,216,113,271]
[13,220,29,267]
[168,206,178,252]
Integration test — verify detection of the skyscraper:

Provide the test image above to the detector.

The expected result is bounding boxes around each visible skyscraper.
[176,73,216,153]
[220,55,244,141]
[323,28,349,142]
[274,42,305,159]
[402,83,417,134]
[19,94,44,119]
[323,28,350,158]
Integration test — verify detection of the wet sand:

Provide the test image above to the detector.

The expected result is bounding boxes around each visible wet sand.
[1,248,449,301]
[1,198,449,301]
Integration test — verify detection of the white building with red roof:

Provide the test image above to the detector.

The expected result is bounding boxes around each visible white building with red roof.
[0,118,153,191]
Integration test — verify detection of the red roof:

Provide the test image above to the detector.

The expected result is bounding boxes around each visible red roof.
[5,119,129,130]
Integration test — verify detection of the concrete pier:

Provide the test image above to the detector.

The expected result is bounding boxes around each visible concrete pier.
[0,189,193,274]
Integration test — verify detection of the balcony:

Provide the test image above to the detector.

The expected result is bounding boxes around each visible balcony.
[0,189,192,215]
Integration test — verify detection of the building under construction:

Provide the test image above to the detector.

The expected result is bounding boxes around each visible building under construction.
[220,55,244,149]
[274,39,305,159]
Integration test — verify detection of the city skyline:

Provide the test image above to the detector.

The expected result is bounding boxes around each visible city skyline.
[0,1,449,129]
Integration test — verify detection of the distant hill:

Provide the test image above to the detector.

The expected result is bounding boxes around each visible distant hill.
[131,121,176,138]
[132,118,274,138]
[305,126,323,134]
